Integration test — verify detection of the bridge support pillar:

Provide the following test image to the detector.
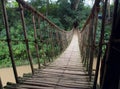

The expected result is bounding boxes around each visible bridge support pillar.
[101,0,120,89]
[1,0,19,83]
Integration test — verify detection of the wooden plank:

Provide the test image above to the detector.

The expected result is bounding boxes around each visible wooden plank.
[5,30,92,89]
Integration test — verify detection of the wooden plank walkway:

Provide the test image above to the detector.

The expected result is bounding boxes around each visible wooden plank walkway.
[9,30,91,89]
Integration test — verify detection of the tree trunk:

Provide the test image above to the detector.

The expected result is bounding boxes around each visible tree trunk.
[71,0,80,10]
[107,0,110,20]
[46,0,49,16]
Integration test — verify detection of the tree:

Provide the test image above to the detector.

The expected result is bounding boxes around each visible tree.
[46,0,49,16]
[70,0,80,10]
[107,0,110,19]
[56,0,89,30]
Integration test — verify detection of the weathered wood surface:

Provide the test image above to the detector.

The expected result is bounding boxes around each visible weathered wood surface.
[5,30,92,89]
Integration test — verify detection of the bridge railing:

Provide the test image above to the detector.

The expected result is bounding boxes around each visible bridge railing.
[78,0,102,88]
[78,0,114,89]
[78,0,100,81]
[0,0,73,85]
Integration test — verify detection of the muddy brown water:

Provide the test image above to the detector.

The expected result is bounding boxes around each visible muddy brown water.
[0,65,38,86]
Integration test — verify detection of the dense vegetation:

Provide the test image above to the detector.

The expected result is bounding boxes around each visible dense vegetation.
[0,0,90,68]
[0,0,113,68]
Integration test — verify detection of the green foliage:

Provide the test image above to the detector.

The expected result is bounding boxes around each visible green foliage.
[0,43,9,60]
[48,16,64,29]
[56,0,90,30]
[104,25,111,42]
[95,18,112,56]
[96,20,112,43]
[6,1,18,8]
[28,0,90,30]
[0,0,110,68]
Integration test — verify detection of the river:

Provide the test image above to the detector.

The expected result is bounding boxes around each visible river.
[0,65,38,86]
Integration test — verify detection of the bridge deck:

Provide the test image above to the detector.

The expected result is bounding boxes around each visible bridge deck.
[11,30,91,89]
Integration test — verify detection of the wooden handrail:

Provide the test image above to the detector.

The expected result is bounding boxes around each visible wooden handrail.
[80,0,101,33]
[16,0,67,33]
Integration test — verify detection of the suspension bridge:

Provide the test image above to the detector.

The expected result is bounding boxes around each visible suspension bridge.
[0,0,120,89]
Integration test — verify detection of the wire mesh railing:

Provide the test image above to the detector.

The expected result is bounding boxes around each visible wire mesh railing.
[78,0,101,82]
[0,0,73,85]
[78,0,120,89]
